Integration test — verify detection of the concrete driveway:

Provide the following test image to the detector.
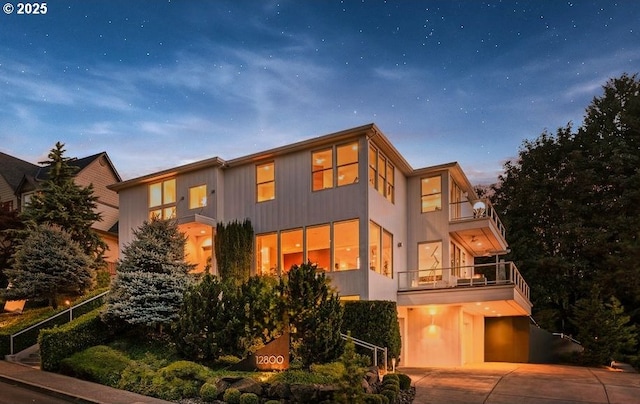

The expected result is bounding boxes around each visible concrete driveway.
[401,363,640,404]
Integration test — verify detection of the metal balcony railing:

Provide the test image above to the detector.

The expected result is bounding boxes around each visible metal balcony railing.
[450,198,506,239]
[397,261,530,301]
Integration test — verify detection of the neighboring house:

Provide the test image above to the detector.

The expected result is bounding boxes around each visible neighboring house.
[0,151,121,272]
[110,123,532,367]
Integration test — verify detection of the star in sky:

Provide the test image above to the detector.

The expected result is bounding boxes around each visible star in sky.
[0,0,638,184]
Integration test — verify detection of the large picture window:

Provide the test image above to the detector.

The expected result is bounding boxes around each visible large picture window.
[255,218,360,275]
[418,241,442,283]
[421,175,442,212]
[334,219,359,271]
[149,178,176,219]
[256,233,277,276]
[256,162,275,202]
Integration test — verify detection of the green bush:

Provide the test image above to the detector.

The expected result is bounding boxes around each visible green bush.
[199,382,218,402]
[382,373,399,383]
[59,345,130,386]
[342,301,401,364]
[149,360,212,401]
[309,361,345,382]
[364,393,389,404]
[380,388,397,403]
[265,400,282,404]
[95,270,112,289]
[239,392,260,404]
[382,380,400,393]
[395,373,412,391]
[117,359,157,397]
[39,308,110,371]
[268,369,335,385]
[223,387,241,404]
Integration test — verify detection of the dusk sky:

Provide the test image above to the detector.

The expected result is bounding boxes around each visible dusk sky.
[1,1,638,184]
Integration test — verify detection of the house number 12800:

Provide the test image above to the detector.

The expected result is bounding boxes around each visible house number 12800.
[256,355,285,365]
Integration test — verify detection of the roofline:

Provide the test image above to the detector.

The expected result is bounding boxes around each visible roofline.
[109,156,226,192]
[224,123,379,167]
[412,161,480,199]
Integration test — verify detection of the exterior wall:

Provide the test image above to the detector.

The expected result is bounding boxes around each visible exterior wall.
[118,183,151,251]
[0,176,16,210]
[222,136,370,298]
[404,305,463,366]
[74,155,120,208]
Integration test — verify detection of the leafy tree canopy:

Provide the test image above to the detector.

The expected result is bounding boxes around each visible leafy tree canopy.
[491,73,640,339]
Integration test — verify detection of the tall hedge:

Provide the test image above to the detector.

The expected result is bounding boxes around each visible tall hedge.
[342,301,401,363]
[215,219,253,285]
[39,308,110,371]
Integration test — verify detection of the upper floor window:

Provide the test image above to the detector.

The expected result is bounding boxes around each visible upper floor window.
[189,185,207,209]
[418,240,442,282]
[312,148,333,191]
[311,142,359,191]
[421,175,441,212]
[149,178,176,219]
[368,145,394,203]
[369,221,394,278]
[256,162,275,202]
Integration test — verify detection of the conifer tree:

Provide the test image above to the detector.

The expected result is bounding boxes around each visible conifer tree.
[4,224,93,308]
[0,208,23,289]
[215,219,253,285]
[104,218,194,333]
[20,142,106,267]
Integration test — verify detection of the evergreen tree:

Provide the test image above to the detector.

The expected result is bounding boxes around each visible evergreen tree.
[3,224,93,308]
[281,262,344,367]
[214,219,253,285]
[570,288,637,366]
[334,334,366,404]
[104,218,194,333]
[0,208,23,289]
[20,142,106,267]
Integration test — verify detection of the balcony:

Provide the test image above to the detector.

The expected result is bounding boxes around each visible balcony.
[396,262,531,316]
[449,198,508,256]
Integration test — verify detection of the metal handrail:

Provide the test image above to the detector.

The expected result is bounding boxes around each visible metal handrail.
[449,198,506,239]
[552,332,581,345]
[340,333,388,371]
[397,261,530,301]
[9,290,109,355]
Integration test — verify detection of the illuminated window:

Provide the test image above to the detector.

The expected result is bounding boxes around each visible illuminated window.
[189,185,207,209]
[368,145,394,203]
[334,219,359,271]
[149,179,176,219]
[418,241,442,283]
[281,228,303,273]
[256,162,275,202]
[306,224,330,271]
[312,148,333,191]
[450,242,467,278]
[382,230,393,277]
[336,142,359,186]
[256,233,277,276]
[312,142,359,191]
[369,221,381,273]
[421,175,442,212]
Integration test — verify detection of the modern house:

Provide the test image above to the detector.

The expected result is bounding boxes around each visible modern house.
[0,151,121,270]
[110,123,532,367]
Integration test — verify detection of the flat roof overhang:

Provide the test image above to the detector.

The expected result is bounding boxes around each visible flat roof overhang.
[397,284,532,317]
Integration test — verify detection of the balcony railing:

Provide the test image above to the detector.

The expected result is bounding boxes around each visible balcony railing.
[450,198,506,239]
[397,261,530,301]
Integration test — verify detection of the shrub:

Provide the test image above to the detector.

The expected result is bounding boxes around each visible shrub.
[309,361,345,382]
[364,393,388,404]
[223,387,241,404]
[382,380,400,393]
[117,359,157,397]
[239,392,260,404]
[265,401,282,404]
[59,345,130,387]
[395,373,412,391]
[343,301,401,364]
[149,360,212,400]
[199,382,218,402]
[382,373,399,383]
[39,308,110,371]
[95,270,112,289]
[381,388,397,403]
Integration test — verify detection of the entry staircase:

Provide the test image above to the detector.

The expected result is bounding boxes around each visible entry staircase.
[5,291,109,368]
[341,333,389,371]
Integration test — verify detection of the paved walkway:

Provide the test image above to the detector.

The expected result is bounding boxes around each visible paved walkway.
[401,362,640,404]
[0,360,171,404]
